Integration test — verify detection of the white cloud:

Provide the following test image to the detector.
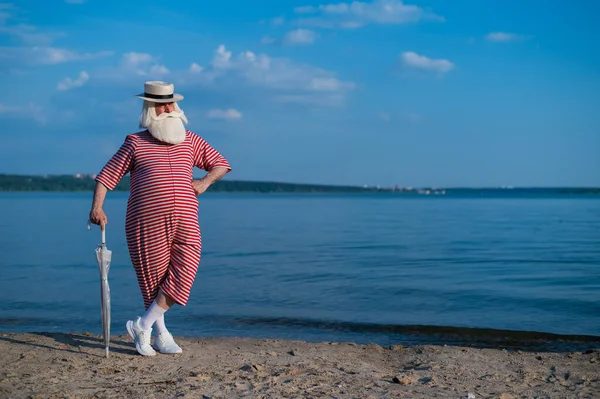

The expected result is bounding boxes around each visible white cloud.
[0,24,65,46]
[321,3,351,13]
[207,45,354,94]
[150,64,169,75]
[57,71,89,91]
[212,44,232,68]
[261,29,319,47]
[294,0,443,29]
[309,77,346,91]
[339,20,365,28]
[90,52,171,82]
[0,3,15,27]
[376,111,422,123]
[42,48,111,64]
[95,45,354,108]
[207,108,242,120]
[283,29,318,46]
[401,51,454,73]
[190,62,203,72]
[486,32,529,43]
[179,45,354,107]
[122,52,152,69]
[260,35,277,45]
[0,101,46,124]
[271,16,285,25]
[121,52,168,76]
[0,46,112,65]
[0,5,64,45]
[294,6,316,14]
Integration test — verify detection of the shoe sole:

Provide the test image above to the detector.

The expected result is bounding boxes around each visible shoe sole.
[153,339,183,354]
[153,345,183,354]
[126,320,156,357]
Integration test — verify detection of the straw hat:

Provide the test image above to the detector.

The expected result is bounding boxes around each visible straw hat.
[135,81,184,103]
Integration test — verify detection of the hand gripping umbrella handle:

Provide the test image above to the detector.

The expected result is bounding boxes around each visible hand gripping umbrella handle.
[86,220,107,245]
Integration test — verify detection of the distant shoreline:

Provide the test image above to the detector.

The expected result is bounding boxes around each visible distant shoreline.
[0,174,599,194]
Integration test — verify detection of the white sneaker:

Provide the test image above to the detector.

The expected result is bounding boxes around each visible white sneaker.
[126,317,156,356]
[153,332,182,354]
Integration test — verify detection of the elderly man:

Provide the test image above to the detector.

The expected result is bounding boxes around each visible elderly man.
[89,81,231,356]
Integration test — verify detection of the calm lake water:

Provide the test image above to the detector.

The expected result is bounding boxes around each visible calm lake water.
[1,192,599,348]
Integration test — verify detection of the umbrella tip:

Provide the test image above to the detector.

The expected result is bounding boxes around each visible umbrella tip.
[106,347,109,358]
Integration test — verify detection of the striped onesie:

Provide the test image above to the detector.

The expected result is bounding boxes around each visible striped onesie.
[95,130,231,308]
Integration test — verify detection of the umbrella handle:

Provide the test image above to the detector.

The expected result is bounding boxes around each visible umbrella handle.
[87,219,106,245]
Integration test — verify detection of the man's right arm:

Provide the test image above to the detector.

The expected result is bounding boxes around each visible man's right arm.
[89,134,137,229]
[89,181,109,229]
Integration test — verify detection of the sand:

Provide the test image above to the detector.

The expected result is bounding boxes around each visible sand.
[0,332,598,398]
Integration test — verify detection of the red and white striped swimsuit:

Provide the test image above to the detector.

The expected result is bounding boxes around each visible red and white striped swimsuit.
[95,130,231,308]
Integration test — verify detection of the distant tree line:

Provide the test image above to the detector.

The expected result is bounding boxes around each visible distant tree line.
[0,174,384,193]
[0,174,598,195]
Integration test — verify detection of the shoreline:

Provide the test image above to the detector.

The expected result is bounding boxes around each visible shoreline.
[207,317,600,353]
[3,318,599,353]
[1,332,598,398]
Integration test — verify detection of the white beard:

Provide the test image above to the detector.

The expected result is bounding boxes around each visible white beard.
[147,111,187,145]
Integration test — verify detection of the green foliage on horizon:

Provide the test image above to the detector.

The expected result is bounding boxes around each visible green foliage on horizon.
[0,174,383,193]
[0,174,598,195]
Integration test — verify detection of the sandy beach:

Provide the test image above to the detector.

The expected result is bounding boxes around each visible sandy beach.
[0,332,598,398]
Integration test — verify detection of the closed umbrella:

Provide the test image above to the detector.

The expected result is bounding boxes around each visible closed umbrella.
[95,227,112,358]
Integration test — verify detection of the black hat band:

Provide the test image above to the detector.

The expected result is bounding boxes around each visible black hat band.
[143,93,174,100]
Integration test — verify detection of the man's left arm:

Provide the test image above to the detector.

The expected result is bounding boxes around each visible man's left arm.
[191,133,231,195]
[192,166,229,195]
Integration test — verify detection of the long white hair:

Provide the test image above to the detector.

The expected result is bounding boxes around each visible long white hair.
[139,101,188,129]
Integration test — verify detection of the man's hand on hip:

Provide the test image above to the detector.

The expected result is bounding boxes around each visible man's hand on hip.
[192,179,210,196]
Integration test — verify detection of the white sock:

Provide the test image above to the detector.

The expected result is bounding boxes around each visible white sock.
[154,315,169,335]
[139,301,167,331]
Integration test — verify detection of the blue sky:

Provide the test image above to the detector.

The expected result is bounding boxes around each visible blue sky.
[0,0,598,187]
